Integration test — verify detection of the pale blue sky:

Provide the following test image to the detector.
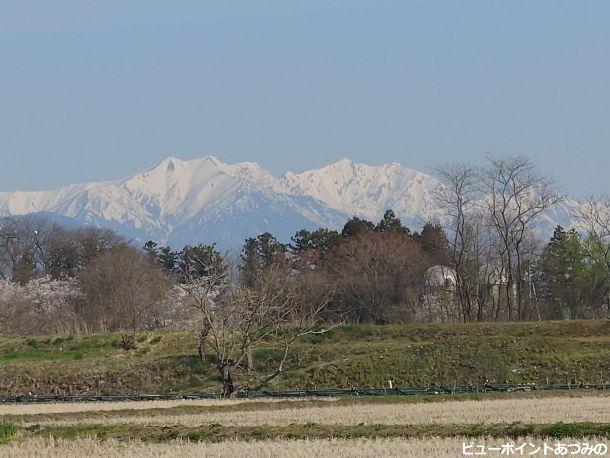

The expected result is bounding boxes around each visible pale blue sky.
[1,1,609,196]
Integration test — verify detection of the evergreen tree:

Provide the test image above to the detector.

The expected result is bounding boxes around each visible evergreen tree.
[538,226,590,318]
[178,244,225,280]
[291,228,340,254]
[158,246,178,273]
[416,222,449,264]
[143,241,158,258]
[342,217,375,237]
[143,241,178,274]
[240,232,286,287]
[376,209,408,234]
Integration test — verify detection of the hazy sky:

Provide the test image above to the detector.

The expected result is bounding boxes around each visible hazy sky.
[1,1,609,197]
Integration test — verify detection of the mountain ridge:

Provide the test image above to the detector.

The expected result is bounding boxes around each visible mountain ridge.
[0,155,578,248]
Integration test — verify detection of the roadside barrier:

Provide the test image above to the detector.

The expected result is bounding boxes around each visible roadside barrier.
[0,381,606,404]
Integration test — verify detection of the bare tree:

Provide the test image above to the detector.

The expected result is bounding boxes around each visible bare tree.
[0,216,124,282]
[325,232,429,323]
[76,246,169,332]
[179,260,333,398]
[577,196,610,312]
[176,250,229,363]
[481,157,560,320]
[435,164,484,321]
[0,217,54,282]
[579,196,610,271]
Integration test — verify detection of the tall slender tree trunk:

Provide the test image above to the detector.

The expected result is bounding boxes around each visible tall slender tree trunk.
[219,362,235,398]
[515,245,524,320]
[503,255,513,320]
[246,338,254,372]
[198,324,210,362]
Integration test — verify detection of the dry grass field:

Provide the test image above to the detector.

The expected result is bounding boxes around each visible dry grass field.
[12,394,610,428]
[0,397,328,417]
[1,392,609,457]
[2,436,607,458]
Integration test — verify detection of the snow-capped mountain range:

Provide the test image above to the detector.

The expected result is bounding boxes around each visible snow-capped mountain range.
[0,156,579,249]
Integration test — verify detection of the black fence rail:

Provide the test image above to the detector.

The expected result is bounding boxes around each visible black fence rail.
[0,381,607,404]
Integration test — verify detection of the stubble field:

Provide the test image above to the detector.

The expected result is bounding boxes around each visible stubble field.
[1,391,609,457]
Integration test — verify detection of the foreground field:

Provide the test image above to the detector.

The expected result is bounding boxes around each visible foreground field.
[1,393,609,456]
[3,436,608,458]
[0,397,306,416]
[1,320,609,395]
[8,393,609,428]
[1,321,609,455]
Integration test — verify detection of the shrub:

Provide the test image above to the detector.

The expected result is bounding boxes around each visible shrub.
[0,421,20,444]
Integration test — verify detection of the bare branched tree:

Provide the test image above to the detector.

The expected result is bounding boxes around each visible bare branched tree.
[481,157,560,320]
[0,217,54,283]
[179,259,334,398]
[435,164,483,321]
[578,197,610,269]
[577,196,610,312]
[76,246,168,332]
[326,232,428,323]
[176,251,229,363]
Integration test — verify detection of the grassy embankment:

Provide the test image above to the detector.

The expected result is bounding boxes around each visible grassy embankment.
[0,320,608,395]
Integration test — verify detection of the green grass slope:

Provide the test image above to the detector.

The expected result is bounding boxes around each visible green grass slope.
[0,320,608,395]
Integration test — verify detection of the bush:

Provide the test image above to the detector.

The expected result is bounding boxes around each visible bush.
[0,421,20,444]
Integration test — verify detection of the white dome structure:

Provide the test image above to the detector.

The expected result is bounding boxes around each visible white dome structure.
[425,265,457,289]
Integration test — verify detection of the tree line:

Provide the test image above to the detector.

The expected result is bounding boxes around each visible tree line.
[434,157,610,322]
[1,156,610,337]
[3,156,610,396]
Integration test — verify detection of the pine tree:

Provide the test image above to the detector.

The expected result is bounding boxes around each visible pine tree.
[416,222,449,264]
[538,226,589,318]
[291,228,340,254]
[342,217,375,237]
[240,232,286,287]
[158,246,178,273]
[376,209,408,234]
[143,242,178,274]
[178,244,225,280]
[143,241,158,258]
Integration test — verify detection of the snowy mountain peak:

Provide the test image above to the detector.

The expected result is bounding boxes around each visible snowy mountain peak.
[0,155,579,248]
[150,155,184,171]
[146,155,228,175]
[282,158,440,223]
[331,157,354,168]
